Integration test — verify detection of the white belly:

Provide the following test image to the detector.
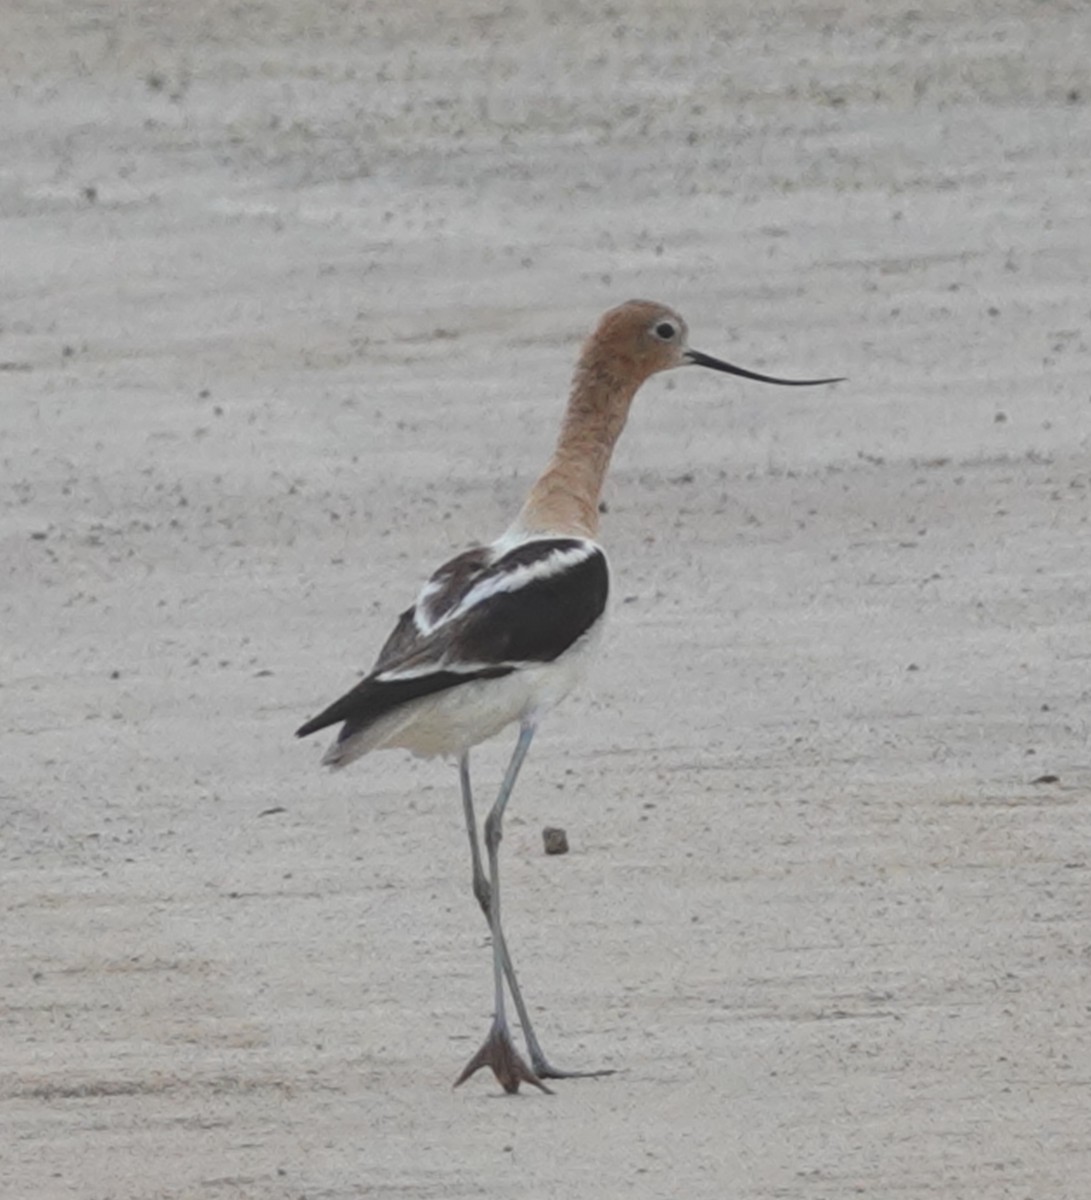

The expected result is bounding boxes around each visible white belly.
[332,622,604,763]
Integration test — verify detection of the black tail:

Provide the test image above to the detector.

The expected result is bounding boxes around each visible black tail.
[295,666,513,740]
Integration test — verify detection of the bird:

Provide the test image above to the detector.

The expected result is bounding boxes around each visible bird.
[296,299,842,1094]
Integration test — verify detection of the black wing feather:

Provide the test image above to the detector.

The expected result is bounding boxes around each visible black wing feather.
[294,665,513,739]
[458,542,608,664]
[296,539,608,742]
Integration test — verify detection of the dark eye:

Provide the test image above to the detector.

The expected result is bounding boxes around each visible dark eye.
[653,320,678,341]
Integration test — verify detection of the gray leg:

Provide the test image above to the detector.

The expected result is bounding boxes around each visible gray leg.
[455,724,615,1088]
[459,752,491,916]
[455,721,549,1093]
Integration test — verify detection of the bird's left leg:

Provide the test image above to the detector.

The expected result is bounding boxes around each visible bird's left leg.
[459,748,548,1064]
[456,727,614,1087]
[458,752,492,916]
[454,720,550,1094]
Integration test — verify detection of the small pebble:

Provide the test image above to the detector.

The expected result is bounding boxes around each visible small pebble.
[542,826,569,855]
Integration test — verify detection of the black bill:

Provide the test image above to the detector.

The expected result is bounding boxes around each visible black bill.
[684,348,844,387]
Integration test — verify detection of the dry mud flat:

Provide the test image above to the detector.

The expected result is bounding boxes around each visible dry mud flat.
[2,3,1089,1199]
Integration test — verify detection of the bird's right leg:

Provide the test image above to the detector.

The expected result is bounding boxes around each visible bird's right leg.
[456,743,614,1085]
[460,748,539,1036]
[454,725,550,1094]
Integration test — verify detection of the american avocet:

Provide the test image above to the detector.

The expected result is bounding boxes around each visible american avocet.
[297,300,841,1094]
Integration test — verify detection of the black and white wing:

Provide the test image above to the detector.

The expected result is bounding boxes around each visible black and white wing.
[295,536,608,743]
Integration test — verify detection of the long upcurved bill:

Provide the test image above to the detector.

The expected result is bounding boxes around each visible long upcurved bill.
[684,348,844,387]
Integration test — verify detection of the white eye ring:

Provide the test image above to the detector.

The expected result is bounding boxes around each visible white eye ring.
[652,320,679,341]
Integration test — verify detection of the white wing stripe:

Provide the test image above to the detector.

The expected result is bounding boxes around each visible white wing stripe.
[413,576,448,635]
[375,660,502,683]
[451,544,595,621]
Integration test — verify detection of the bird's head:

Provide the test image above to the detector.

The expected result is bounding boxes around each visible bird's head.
[580,298,843,391]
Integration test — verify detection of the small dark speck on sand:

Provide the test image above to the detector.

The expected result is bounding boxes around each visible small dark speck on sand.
[542,826,569,855]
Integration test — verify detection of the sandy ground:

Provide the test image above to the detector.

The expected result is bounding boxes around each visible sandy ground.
[3,1,1090,1197]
